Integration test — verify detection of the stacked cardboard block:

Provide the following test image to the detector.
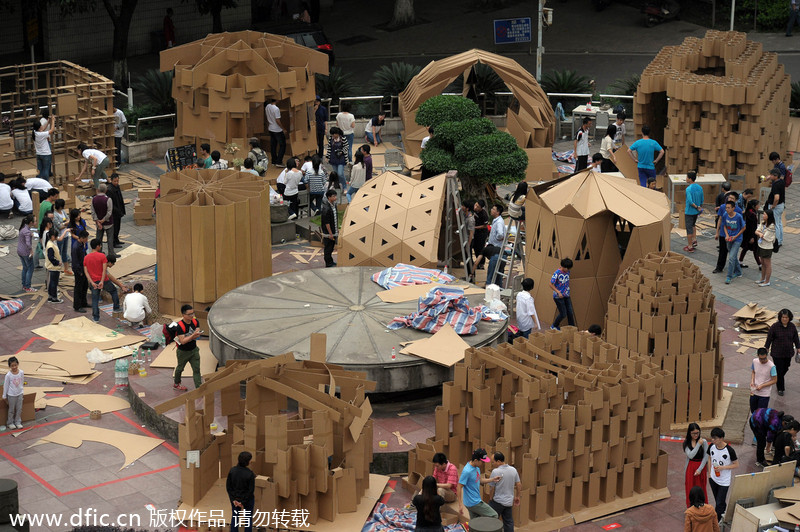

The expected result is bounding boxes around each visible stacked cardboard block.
[0,137,15,176]
[636,30,790,188]
[524,170,671,330]
[156,169,272,316]
[339,171,447,267]
[160,31,329,157]
[407,329,670,530]
[398,49,555,158]
[605,251,723,424]
[155,354,375,528]
[133,188,157,226]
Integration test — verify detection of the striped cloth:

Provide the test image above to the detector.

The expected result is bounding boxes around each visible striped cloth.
[372,264,456,289]
[361,502,466,532]
[0,299,23,319]
[387,286,484,335]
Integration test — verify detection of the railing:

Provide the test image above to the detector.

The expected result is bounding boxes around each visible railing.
[128,113,176,142]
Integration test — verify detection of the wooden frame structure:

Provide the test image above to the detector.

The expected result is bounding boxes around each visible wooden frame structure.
[0,61,116,183]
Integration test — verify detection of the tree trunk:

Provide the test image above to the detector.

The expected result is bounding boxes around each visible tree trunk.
[103,0,139,88]
[459,175,492,205]
[211,0,224,33]
[389,0,415,27]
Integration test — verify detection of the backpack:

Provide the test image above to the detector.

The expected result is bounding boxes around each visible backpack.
[163,319,196,345]
[251,148,269,175]
[785,167,793,187]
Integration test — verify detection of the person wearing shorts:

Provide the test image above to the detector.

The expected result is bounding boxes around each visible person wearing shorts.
[684,171,703,252]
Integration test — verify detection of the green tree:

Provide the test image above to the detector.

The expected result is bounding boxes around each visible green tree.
[417,95,527,200]
[185,0,237,33]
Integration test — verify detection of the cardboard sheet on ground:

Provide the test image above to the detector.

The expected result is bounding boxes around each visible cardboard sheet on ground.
[46,396,73,408]
[378,283,484,303]
[59,394,130,413]
[775,486,800,502]
[49,336,144,353]
[115,243,157,258]
[28,422,163,470]
[0,351,94,376]
[774,502,800,524]
[33,316,127,343]
[150,340,219,376]
[110,252,157,278]
[399,324,470,367]
[733,303,759,320]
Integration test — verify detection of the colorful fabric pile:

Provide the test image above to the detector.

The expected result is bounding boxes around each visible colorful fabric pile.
[372,264,455,289]
[387,286,503,335]
[361,503,466,532]
[0,299,23,319]
[553,148,576,173]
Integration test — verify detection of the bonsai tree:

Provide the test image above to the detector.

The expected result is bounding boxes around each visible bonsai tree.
[417,94,527,200]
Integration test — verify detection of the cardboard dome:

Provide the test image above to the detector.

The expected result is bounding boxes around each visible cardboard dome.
[524,170,671,330]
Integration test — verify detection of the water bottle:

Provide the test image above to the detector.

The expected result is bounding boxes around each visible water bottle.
[146,348,152,364]
[391,347,396,360]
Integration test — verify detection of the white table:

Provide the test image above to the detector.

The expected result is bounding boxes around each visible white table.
[668,173,727,214]
[571,105,613,138]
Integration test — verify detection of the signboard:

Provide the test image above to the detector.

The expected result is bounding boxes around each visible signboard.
[493,17,532,44]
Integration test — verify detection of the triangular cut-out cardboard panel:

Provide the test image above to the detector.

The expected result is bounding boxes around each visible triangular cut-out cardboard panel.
[161,30,330,157]
[157,169,272,316]
[339,172,447,268]
[524,170,671,330]
[398,49,556,158]
[636,30,789,189]
[605,251,723,424]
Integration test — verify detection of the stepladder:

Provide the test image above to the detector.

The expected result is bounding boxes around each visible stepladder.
[487,216,526,293]
[443,172,473,280]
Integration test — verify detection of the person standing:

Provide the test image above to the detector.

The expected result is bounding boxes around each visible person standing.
[431,453,458,503]
[83,240,123,322]
[38,187,58,226]
[71,230,90,313]
[265,99,286,167]
[336,104,356,162]
[171,304,203,391]
[683,423,709,508]
[487,452,521,532]
[599,124,618,172]
[721,200,745,285]
[347,150,367,203]
[75,143,110,189]
[457,448,499,520]
[627,125,664,187]
[106,174,126,248]
[769,151,787,177]
[473,200,489,269]
[163,8,176,48]
[684,170,703,252]
[712,192,738,274]
[113,107,127,168]
[282,158,304,220]
[33,113,55,181]
[765,308,800,396]
[474,204,505,285]
[53,199,72,276]
[17,215,36,293]
[227,451,256,532]
[90,184,116,260]
[364,113,386,146]
[461,200,475,281]
[1,357,25,431]
[612,112,626,150]
[360,144,373,180]
[750,408,787,468]
[739,199,761,269]
[684,486,720,532]
[755,210,776,286]
[574,118,591,171]
[707,427,738,522]
[515,278,541,339]
[751,347,777,412]
[766,168,786,250]
[320,190,338,268]
[549,258,575,329]
[44,229,63,303]
[327,127,349,193]
[314,97,328,157]
[305,154,327,215]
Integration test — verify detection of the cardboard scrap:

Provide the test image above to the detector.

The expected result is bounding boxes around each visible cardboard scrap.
[150,340,219,376]
[29,422,163,470]
[733,303,777,333]
[70,394,130,414]
[774,485,800,502]
[109,252,157,279]
[774,502,800,525]
[399,324,470,367]
[378,283,483,304]
[46,397,74,408]
[392,431,411,446]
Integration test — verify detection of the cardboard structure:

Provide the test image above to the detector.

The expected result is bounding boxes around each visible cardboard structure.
[0,61,116,181]
[155,168,272,316]
[154,352,376,527]
[635,30,790,187]
[160,30,329,156]
[398,49,556,157]
[339,172,448,268]
[523,170,672,330]
[605,251,723,424]
[407,329,671,530]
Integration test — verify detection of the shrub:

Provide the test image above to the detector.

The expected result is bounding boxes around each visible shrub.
[432,118,496,151]
[740,0,785,29]
[122,103,162,125]
[419,147,457,174]
[459,149,529,185]
[131,70,175,114]
[369,62,422,99]
[540,69,593,95]
[454,131,519,162]
[315,67,357,102]
[415,95,481,128]
[609,74,641,96]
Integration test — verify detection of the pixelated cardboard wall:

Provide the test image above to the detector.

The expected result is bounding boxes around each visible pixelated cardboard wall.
[524,170,672,330]
[605,251,723,424]
[155,352,376,528]
[339,171,447,268]
[156,168,272,316]
[635,30,790,188]
[160,31,330,157]
[398,49,556,158]
[407,329,671,530]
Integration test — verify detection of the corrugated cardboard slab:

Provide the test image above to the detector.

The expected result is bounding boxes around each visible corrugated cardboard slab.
[29,422,163,470]
[0,388,36,422]
[150,340,220,377]
[377,282,482,303]
[775,486,800,503]
[49,336,145,352]
[399,324,470,367]
[613,144,639,181]
[773,502,800,526]
[70,394,131,414]
[110,252,157,279]
[733,302,759,319]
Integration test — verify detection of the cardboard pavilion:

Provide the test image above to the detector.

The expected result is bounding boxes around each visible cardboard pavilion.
[635,30,790,187]
[398,49,556,158]
[160,30,329,155]
[156,168,272,316]
[338,172,448,268]
[524,170,671,330]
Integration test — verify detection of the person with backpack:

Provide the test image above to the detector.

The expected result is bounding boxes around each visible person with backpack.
[168,304,203,391]
[247,138,269,176]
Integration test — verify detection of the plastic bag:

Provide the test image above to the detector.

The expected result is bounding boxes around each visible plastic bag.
[149,323,165,346]
[485,284,501,303]
[87,348,112,363]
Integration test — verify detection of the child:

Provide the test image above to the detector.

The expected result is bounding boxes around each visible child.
[514,278,541,339]
[707,427,738,521]
[53,198,72,275]
[2,356,25,430]
[755,210,776,287]
[549,258,575,329]
[44,228,63,303]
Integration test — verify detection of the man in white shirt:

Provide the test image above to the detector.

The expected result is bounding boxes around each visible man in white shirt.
[574,117,592,171]
[113,107,127,169]
[514,278,541,339]
[123,283,152,326]
[421,126,434,149]
[24,177,52,201]
[335,104,356,163]
[0,175,14,218]
[265,99,286,167]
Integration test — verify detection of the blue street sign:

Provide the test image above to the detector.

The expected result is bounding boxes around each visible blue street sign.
[493,18,532,44]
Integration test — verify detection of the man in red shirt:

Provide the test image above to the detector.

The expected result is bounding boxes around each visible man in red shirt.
[432,452,458,502]
[83,238,126,322]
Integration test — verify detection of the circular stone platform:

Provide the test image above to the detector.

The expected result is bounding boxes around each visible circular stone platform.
[208,266,507,393]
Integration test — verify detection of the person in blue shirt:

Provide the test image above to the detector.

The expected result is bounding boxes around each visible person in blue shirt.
[458,448,500,519]
[713,192,742,274]
[627,125,664,187]
[549,258,574,330]
[722,200,745,284]
[683,171,704,252]
[769,151,787,178]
